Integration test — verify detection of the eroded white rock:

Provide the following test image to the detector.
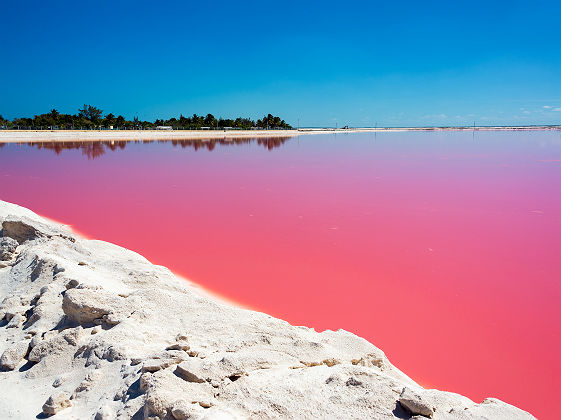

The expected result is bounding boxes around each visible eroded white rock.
[0,340,29,370]
[0,237,18,260]
[62,288,122,325]
[399,387,435,418]
[42,391,71,415]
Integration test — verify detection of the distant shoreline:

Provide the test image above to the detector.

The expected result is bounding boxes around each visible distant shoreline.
[0,126,559,143]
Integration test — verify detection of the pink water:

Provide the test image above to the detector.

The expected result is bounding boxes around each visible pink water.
[1,132,560,418]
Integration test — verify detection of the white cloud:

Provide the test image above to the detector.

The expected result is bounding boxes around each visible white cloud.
[523,110,531,114]
[543,105,552,109]
[420,114,447,120]
[553,108,561,112]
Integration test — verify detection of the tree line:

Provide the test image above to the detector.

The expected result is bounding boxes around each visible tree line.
[0,105,292,130]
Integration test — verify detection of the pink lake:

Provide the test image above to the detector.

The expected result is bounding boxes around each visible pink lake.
[1,131,560,418]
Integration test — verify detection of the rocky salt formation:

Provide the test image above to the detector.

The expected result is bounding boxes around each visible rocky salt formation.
[0,200,534,419]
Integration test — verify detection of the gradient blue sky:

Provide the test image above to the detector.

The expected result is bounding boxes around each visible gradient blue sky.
[1,1,560,127]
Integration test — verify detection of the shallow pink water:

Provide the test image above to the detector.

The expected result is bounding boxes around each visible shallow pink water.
[1,132,560,418]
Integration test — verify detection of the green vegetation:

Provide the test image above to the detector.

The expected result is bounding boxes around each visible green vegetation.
[0,106,292,130]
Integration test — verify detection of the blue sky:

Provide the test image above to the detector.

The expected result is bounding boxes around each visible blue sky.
[1,1,560,127]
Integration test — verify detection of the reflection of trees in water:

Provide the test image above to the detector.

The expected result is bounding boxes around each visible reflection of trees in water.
[23,141,127,159]
[18,137,293,159]
[169,137,292,151]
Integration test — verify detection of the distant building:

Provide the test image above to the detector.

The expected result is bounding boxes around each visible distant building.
[156,126,173,130]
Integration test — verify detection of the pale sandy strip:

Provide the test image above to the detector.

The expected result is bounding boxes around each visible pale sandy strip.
[0,126,558,143]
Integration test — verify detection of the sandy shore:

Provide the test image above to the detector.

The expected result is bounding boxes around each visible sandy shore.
[0,129,304,143]
[0,126,559,143]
